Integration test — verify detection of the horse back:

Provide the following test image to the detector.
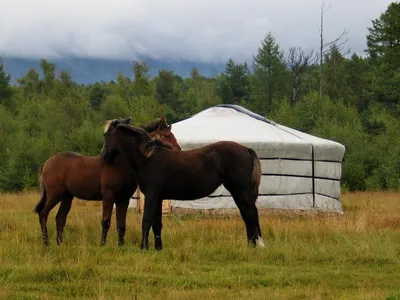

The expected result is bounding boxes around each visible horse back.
[176,141,254,183]
[142,141,252,199]
[151,141,251,174]
[179,141,252,166]
[41,152,103,199]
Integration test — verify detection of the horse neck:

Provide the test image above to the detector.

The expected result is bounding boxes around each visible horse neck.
[113,152,132,167]
[118,136,147,170]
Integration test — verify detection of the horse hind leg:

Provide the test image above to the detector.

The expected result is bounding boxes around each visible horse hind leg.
[241,201,264,248]
[55,193,73,245]
[37,195,63,246]
[34,183,48,246]
[227,189,264,248]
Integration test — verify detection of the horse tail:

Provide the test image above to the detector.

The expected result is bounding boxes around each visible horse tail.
[248,148,261,201]
[33,165,46,214]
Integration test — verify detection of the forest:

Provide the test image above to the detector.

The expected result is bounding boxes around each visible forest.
[0,2,398,193]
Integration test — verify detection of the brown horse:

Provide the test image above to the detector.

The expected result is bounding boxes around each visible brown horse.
[33,117,181,247]
[100,123,265,251]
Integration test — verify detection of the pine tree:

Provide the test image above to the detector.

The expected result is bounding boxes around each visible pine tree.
[366,2,400,110]
[155,69,182,110]
[251,32,289,114]
[39,59,57,96]
[0,58,13,104]
[16,68,40,99]
[216,59,251,105]
[345,53,370,111]
[323,44,349,102]
[225,59,251,104]
[366,2,400,67]
[132,60,153,97]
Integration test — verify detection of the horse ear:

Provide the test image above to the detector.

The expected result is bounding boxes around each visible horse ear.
[159,116,168,129]
[167,124,172,131]
[123,117,132,124]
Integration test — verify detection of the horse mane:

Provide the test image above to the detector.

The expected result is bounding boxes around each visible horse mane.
[117,124,174,158]
[104,119,114,133]
[104,117,168,135]
[140,116,169,133]
[140,120,160,133]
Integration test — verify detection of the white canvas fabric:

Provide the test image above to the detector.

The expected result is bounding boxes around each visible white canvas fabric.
[129,105,346,213]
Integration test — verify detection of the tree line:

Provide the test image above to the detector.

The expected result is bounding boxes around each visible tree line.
[0,2,399,192]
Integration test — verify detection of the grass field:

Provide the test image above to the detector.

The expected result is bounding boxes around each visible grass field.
[0,192,400,299]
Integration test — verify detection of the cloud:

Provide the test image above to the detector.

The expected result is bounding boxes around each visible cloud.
[0,0,393,63]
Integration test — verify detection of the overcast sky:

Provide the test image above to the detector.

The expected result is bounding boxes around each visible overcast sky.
[0,0,393,63]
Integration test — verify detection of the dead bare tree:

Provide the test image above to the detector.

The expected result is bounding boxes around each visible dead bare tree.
[287,47,318,105]
[319,1,348,97]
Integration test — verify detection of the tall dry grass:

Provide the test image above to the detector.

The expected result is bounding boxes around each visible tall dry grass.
[0,191,400,299]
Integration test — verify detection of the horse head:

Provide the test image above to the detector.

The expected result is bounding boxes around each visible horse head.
[139,116,181,151]
[150,123,181,151]
[101,117,132,162]
[103,117,132,134]
[101,122,176,163]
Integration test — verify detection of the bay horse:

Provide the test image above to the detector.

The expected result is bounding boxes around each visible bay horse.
[100,123,265,251]
[33,116,181,247]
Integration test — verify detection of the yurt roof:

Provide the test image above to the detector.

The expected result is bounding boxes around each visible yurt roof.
[171,104,346,162]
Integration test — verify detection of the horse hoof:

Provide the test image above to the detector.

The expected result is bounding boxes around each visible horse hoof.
[155,241,163,251]
[256,236,266,249]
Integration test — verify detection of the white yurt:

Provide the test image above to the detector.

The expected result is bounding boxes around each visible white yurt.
[131,104,346,214]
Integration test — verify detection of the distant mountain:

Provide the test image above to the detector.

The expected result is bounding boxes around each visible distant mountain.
[2,56,226,85]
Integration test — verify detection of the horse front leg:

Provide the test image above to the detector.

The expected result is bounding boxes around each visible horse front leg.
[115,197,130,247]
[100,191,114,246]
[140,194,159,250]
[152,200,163,251]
